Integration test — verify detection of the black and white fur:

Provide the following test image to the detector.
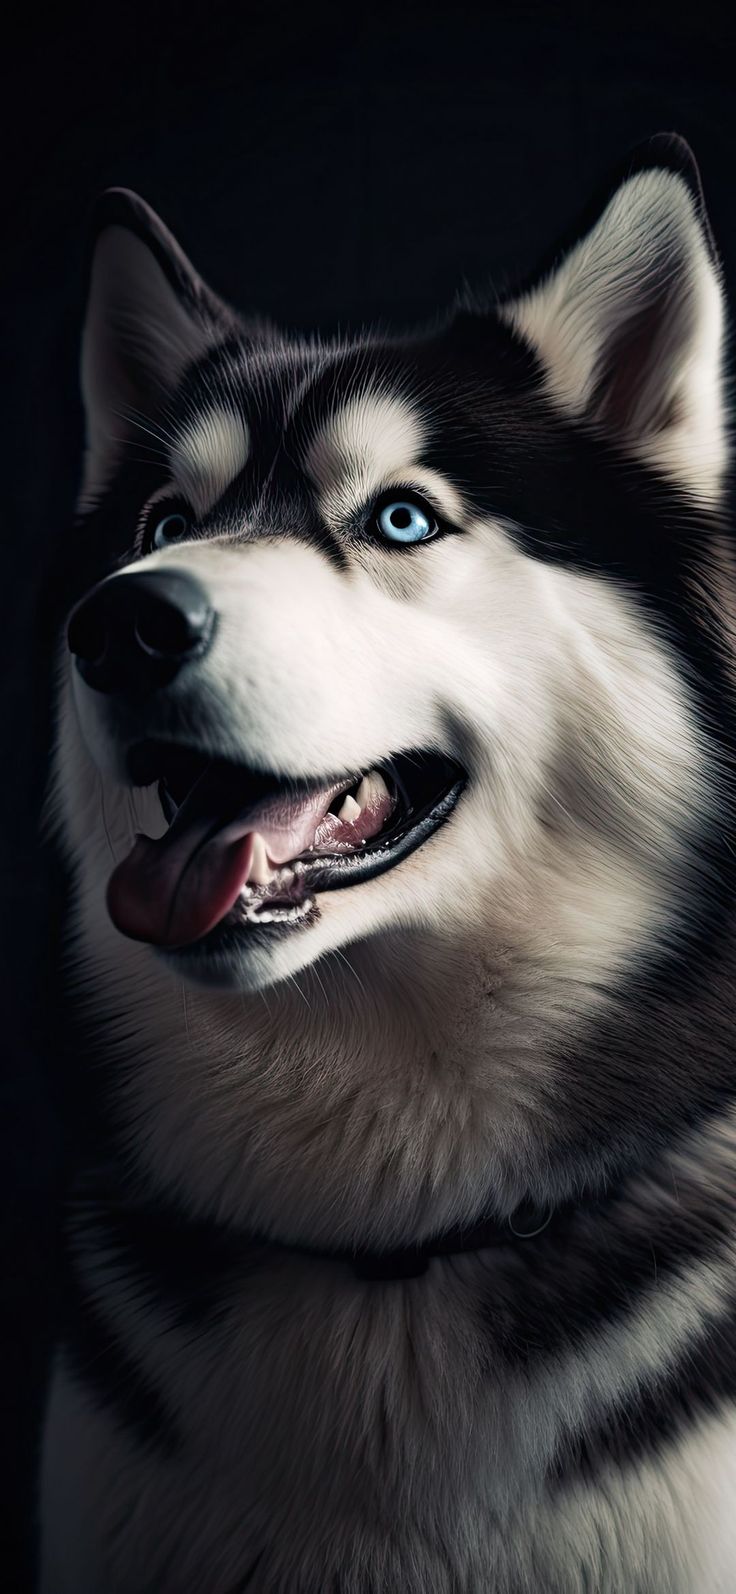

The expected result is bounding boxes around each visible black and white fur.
[40,136,736,1592]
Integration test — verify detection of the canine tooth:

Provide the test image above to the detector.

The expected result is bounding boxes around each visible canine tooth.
[353,777,371,810]
[248,833,275,887]
[353,770,389,810]
[337,793,361,822]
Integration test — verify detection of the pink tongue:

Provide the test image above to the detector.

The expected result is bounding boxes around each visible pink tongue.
[107,778,337,949]
[107,824,258,948]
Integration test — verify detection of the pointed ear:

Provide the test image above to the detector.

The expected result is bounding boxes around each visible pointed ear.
[500,136,728,502]
[80,189,236,504]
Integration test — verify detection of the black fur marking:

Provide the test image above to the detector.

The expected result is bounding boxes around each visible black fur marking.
[226,1552,266,1591]
[550,1296,736,1487]
[165,344,352,571]
[303,516,351,571]
[61,1234,181,1457]
[67,1185,268,1332]
[485,1157,736,1369]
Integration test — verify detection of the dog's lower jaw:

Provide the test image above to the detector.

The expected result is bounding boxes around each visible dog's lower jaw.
[144,830,470,994]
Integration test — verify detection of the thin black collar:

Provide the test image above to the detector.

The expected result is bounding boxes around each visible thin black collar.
[80,1178,584,1284]
[285,1198,565,1281]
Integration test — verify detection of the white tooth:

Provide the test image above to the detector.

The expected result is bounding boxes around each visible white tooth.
[248,833,276,887]
[337,793,361,822]
[353,777,371,810]
[353,770,389,810]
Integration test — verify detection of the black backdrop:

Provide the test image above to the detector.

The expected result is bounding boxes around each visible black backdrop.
[2,1,735,1585]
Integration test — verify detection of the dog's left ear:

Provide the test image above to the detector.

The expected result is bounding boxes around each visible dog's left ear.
[501,135,728,502]
[80,189,237,505]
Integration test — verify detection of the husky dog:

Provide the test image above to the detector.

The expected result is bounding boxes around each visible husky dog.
[40,134,736,1593]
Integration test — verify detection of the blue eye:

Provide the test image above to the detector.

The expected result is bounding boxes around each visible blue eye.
[376,499,437,545]
[151,511,190,550]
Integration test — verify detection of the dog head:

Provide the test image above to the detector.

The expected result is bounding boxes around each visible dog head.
[52,136,736,1239]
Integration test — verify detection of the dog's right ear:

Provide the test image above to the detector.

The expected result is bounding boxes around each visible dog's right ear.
[499,136,727,504]
[81,189,235,505]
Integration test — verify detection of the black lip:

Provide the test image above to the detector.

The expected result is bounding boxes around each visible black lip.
[289,767,464,894]
[125,742,466,952]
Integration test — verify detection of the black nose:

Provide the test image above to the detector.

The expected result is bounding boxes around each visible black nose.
[67,569,215,694]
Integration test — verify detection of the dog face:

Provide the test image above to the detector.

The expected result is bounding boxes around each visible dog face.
[51,139,736,1239]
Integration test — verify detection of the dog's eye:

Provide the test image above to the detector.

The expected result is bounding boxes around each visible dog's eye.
[375,499,437,546]
[150,511,190,550]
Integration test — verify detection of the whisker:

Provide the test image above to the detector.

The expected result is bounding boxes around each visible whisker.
[284,971,312,1010]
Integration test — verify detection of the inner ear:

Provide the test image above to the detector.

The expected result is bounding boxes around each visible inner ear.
[84,224,208,410]
[591,281,689,439]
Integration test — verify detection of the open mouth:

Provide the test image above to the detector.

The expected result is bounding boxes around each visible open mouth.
[106,743,465,951]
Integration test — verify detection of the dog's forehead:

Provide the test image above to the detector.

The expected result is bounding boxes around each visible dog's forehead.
[300,388,427,527]
[169,340,431,521]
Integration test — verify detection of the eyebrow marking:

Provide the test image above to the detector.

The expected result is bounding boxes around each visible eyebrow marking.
[303,391,427,528]
[169,405,250,515]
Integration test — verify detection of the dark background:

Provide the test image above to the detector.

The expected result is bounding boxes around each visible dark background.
[2,1,735,1586]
